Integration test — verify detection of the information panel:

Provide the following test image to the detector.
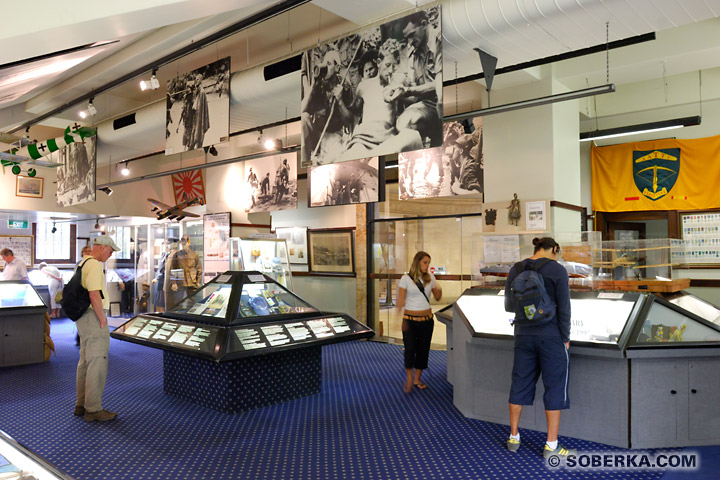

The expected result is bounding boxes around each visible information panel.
[230,316,361,354]
[115,316,219,354]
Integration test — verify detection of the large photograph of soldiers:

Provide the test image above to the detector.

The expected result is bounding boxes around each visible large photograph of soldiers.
[398,120,483,200]
[165,57,230,154]
[309,157,381,207]
[301,7,442,166]
[244,153,298,213]
[56,136,96,207]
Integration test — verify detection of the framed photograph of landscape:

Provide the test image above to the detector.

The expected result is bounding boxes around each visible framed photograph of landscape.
[16,175,44,198]
[308,229,354,274]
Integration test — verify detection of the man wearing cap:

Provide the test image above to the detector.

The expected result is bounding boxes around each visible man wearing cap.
[74,235,120,422]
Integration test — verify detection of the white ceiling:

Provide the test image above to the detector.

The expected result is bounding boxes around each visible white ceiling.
[1,0,720,161]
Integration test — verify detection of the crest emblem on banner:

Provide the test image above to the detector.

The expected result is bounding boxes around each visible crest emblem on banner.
[632,148,680,201]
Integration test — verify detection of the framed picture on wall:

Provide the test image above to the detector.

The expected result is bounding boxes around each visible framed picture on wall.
[275,226,308,265]
[16,175,44,198]
[679,211,720,265]
[308,229,355,274]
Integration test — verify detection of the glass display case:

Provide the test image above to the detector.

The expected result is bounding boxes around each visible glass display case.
[111,271,373,361]
[0,430,72,480]
[470,231,601,289]
[595,238,677,281]
[455,288,641,349]
[229,238,293,290]
[453,287,720,351]
[0,281,46,309]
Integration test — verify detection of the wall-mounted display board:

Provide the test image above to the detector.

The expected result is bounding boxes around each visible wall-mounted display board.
[680,212,720,265]
[203,212,231,283]
[0,235,33,267]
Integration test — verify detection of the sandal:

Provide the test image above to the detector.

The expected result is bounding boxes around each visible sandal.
[414,382,428,390]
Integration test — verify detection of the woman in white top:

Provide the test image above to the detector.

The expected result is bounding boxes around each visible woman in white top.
[39,262,63,318]
[396,251,442,393]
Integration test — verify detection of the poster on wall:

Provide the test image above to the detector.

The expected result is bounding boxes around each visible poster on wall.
[525,201,546,231]
[398,120,483,200]
[308,157,382,207]
[172,169,206,204]
[244,153,298,213]
[275,227,308,264]
[300,6,442,166]
[165,57,231,155]
[203,212,231,283]
[56,135,96,207]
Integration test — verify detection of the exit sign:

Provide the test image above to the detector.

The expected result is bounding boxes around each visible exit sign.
[8,220,28,229]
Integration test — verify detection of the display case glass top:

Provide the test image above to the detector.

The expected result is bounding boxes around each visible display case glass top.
[111,270,374,361]
[455,289,639,346]
[628,296,720,346]
[166,271,316,325]
[0,429,71,480]
[237,281,316,319]
[0,281,46,309]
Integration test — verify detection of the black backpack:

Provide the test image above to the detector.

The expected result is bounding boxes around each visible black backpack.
[506,258,556,326]
[61,259,91,321]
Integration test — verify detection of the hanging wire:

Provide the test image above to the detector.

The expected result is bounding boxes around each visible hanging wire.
[454,62,459,115]
[663,62,669,103]
[605,21,610,84]
[699,70,703,118]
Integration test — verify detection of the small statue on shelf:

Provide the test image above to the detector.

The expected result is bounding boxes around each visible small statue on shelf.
[508,193,521,226]
[669,324,687,342]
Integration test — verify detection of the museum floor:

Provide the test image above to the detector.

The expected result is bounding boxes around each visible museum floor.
[0,318,717,480]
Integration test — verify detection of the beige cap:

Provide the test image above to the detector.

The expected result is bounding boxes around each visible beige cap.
[93,235,121,252]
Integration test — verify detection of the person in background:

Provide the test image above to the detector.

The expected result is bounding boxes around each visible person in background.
[504,237,574,458]
[396,251,442,393]
[1,248,29,280]
[39,262,63,318]
[75,236,121,423]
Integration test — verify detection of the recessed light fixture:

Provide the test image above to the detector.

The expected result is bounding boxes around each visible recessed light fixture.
[579,116,701,142]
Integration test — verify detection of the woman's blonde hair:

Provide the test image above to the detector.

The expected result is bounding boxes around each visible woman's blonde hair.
[409,251,431,286]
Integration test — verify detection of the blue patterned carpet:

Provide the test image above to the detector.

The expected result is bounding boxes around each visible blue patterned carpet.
[0,318,716,479]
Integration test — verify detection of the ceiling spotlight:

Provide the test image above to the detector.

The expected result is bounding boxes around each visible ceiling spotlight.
[80,97,97,119]
[121,163,130,176]
[51,222,57,234]
[140,70,160,91]
[203,145,219,156]
[94,221,101,230]
[87,98,97,116]
[99,186,113,195]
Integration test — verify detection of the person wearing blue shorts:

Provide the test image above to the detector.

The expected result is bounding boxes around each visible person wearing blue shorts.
[504,237,576,458]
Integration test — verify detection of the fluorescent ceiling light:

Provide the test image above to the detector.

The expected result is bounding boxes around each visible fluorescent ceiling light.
[444,84,616,122]
[579,116,701,142]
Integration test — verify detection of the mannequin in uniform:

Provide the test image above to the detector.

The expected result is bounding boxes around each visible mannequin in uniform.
[165,234,202,309]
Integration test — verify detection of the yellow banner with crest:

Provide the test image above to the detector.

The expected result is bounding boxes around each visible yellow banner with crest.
[591,135,720,212]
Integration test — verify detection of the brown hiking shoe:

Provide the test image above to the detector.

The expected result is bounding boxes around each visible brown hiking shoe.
[74,405,85,416]
[84,409,117,422]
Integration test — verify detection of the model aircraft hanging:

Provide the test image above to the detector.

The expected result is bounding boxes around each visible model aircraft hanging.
[0,124,97,176]
[148,196,204,221]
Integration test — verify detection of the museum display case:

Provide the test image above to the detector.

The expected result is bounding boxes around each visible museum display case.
[112,271,371,361]
[229,238,293,290]
[111,271,373,412]
[0,281,48,367]
[0,429,72,480]
[448,285,720,449]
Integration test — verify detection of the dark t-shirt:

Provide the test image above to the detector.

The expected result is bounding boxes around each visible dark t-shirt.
[504,258,571,342]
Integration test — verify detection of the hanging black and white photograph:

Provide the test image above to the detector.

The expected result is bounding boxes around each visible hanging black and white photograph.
[300,6,442,167]
[398,119,483,200]
[309,157,382,207]
[56,136,96,207]
[244,153,298,213]
[165,57,231,155]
